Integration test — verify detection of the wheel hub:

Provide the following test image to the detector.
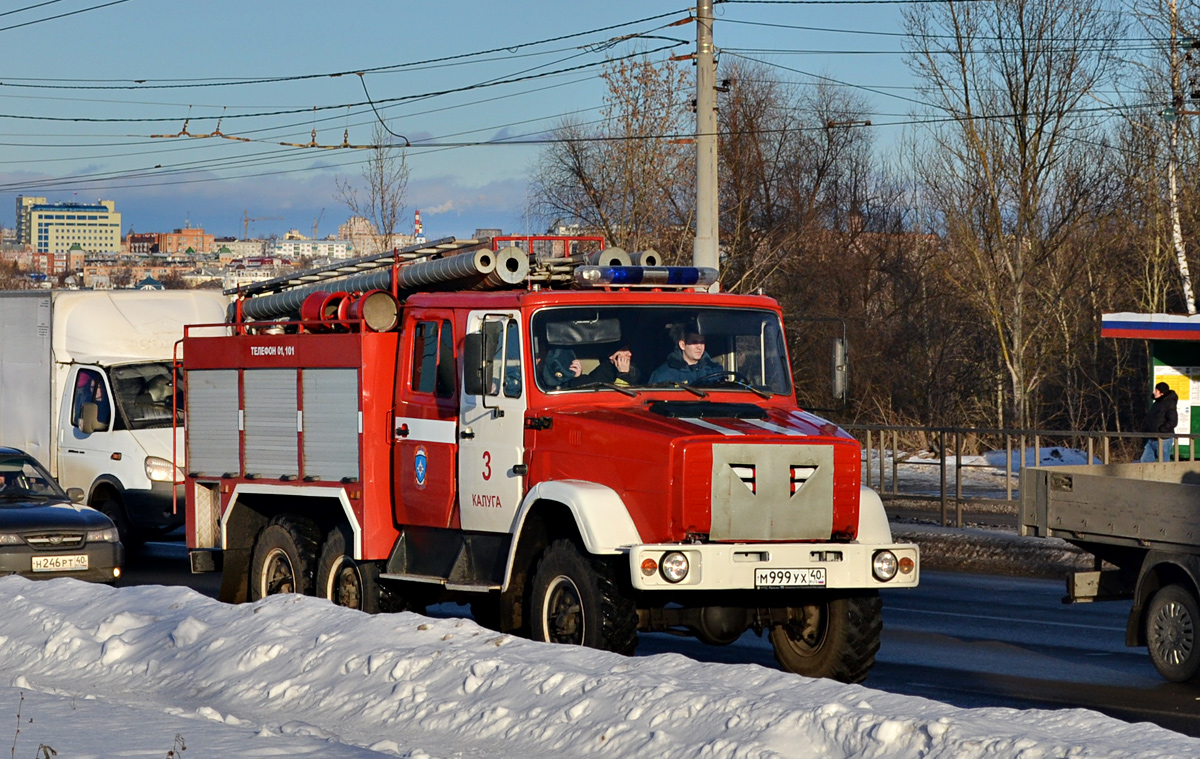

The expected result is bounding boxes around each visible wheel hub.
[263,547,296,595]
[544,575,584,644]
[333,560,364,609]
[1153,601,1194,666]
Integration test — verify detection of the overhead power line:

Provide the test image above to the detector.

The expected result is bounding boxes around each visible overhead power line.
[0,0,133,34]
[0,42,685,125]
[0,8,691,90]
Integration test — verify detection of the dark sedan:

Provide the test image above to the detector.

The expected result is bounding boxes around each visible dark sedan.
[0,448,123,583]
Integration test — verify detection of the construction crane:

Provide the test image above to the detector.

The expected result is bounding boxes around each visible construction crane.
[312,208,325,240]
[242,210,283,241]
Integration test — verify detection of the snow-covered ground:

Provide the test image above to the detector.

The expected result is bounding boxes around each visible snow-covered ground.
[0,576,1197,758]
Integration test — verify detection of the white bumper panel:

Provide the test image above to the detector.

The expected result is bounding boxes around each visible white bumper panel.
[627,541,919,591]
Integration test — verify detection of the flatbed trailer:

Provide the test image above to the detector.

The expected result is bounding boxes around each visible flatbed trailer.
[1021,461,1200,681]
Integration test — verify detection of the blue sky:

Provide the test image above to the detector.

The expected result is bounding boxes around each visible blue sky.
[0,0,913,241]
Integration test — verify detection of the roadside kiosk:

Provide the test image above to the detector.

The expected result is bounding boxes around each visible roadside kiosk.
[1101,312,1200,458]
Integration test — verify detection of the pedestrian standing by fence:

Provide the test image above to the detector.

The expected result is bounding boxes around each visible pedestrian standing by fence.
[1141,382,1179,462]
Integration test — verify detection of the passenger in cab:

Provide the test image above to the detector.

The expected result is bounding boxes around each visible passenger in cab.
[542,346,640,388]
[649,322,723,385]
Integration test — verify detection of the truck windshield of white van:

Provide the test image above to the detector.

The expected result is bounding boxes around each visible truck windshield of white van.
[531,306,792,395]
[109,363,182,430]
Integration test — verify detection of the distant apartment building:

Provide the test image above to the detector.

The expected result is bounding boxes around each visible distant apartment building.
[158,227,213,256]
[338,216,376,254]
[15,196,45,247]
[216,239,267,262]
[81,254,193,290]
[126,232,158,255]
[272,238,353,260]
[26,200,122,275]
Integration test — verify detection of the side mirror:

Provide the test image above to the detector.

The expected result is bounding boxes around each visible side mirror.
[831,338,848,402]
[66,488,85,504]
[463,333,485,396]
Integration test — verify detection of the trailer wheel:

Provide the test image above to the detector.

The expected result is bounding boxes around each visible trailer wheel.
[1146,584,1200,682]
[528,539,638,655]
[249,516,319,600]
[315,526,383,614]
[769,593,882,684]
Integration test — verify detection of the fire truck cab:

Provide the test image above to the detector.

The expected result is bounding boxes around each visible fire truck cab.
[182,237,918,683]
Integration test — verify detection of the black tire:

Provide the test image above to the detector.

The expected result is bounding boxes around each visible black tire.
[769,593,882,684]
[1146,584,1200,682]
[528,539,638,655]
[95,495,142,552]
[249,516,320,600]
[315,526,383,614]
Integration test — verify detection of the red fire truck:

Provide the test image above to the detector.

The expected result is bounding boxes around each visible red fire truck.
[182,237,918,683]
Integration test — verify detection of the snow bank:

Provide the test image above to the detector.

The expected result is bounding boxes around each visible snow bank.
[0,578,1196,758]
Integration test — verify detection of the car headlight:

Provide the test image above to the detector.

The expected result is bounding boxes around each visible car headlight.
[86,527,120,543]
[0,534,21,546]
[145,456,183,483]
[660,551,690,583]
[872,550,899,582]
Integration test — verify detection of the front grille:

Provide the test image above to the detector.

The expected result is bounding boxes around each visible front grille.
[710,442,835,541]
[24,533,85,550]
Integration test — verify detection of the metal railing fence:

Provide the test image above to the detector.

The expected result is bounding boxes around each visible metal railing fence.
[841,423,1198,528]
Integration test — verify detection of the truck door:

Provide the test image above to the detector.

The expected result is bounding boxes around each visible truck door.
[459,312,527,533]
[58,365,116,493]
[394,314,459,528]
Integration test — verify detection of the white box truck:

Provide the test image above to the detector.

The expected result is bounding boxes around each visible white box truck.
[0,290,228,546]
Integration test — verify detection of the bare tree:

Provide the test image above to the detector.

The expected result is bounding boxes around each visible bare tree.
[903,0,1122,427]
[529,55,693,257]
[336,121,410,255]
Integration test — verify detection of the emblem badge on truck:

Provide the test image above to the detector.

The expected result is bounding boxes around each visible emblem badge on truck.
[414,446,428,490]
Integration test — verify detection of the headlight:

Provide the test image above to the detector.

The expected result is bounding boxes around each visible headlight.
[872,550,898,582]
[0,534,21,546]
[145,456,183,483]
[660,551,690,583]
[86,527,120,543]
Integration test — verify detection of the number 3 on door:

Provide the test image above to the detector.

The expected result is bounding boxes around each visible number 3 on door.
[481,451,492,481]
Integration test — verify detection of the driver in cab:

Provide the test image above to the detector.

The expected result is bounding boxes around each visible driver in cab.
[649,322,723,385]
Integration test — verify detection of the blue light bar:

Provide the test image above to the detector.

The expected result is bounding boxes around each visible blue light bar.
[574,266,719,288]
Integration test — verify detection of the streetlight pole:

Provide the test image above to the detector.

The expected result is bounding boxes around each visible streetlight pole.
[693,0,720,280]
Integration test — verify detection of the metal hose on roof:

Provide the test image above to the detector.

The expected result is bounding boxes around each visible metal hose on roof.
[233,249,500,322]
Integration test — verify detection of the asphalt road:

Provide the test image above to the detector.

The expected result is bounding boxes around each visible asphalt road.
[120,543,1200,738]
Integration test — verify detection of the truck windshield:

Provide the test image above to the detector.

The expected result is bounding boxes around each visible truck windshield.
[109,363,182,430]
[531,306,792,395]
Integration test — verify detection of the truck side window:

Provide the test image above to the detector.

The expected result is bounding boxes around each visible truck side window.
[71,369,111,432]
[411,321,439,395]
[412,320,456,399]
[435,320,454,398]
[503,318,522,398]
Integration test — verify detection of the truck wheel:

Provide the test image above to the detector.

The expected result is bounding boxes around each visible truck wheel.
[528,539,638,655]
[1146,584,1200,682]
[315,526,382,614]
[95,496,142,552]
[249,516,319,600]
[769,593,882,684]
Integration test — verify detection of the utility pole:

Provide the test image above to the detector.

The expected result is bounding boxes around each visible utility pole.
[1167,0,1197,313]
[693,0,720,278]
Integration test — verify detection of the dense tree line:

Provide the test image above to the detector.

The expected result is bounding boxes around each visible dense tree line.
[529,0,1200,436]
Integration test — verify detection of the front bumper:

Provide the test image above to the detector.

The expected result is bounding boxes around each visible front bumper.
[627,541,919,591]
[0,542,124,584]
